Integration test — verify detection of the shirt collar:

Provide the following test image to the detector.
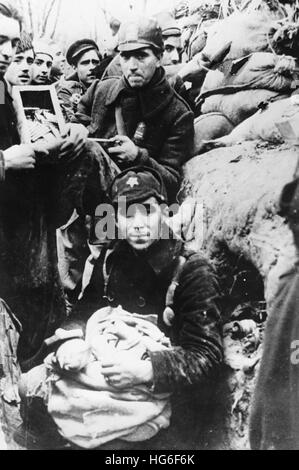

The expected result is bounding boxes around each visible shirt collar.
[106,233,183,277]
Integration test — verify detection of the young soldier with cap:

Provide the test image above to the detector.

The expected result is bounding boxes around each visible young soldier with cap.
[158,15,183,67]
[18,167,223,450]
[57,39,101,122]
[158,15,193,108]
[55,39,103,311]
[76,16,194,203]
[31,39,54,85]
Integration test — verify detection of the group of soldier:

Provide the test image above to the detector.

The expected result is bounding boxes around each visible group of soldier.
[1,0,299,452]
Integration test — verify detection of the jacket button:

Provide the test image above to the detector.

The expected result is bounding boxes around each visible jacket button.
[107,291,115,303]
[137,296,146,308]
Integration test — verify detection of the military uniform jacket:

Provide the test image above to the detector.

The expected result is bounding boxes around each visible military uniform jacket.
[56,72,88,123]
[64,237,223,394]
[75,68,194,202]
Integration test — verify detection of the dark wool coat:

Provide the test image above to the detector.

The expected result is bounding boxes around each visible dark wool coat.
[250,178,299,450]
[75,68,194,203]
[56,71,88,123]
[62,236,223,448]
[0,80,66,364]
[250,264,299,450]
[102,56,194,109]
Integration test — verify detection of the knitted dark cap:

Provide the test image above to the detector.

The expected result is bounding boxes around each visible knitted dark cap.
[66,39,99,66]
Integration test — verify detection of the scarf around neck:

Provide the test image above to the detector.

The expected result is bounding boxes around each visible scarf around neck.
[106,67,175,122]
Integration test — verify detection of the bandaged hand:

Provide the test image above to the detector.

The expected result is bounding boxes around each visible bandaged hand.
[101,352,153,389]
[59,123,89,159]
[55,339,91,372]
[108,135,139,164]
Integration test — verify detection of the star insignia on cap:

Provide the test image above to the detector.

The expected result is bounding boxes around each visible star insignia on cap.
[127,177,139,188]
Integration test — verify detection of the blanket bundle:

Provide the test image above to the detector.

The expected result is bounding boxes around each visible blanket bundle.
[45,307,172,449]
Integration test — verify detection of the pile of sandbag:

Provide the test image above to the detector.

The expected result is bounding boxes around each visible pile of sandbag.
[202,12,273,65]
[202,96,299,148]
[192,15,299,153]
[193,52,299,154]
[198,52,299,122]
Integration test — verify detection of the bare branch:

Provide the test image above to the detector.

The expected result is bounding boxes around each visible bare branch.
[41,0,56,36]
[26,0,34,34]
[50,0,62,39]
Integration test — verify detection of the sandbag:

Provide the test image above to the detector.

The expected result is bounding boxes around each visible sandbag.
[229,53,299,92]
[193,112,234,155]
[188,19,217,59]
[189,29,207,59]
[201,70,226,93]
[207,97,299,147]
[203,12,277,64]
[202,53,299,94]
[201,89,282,126]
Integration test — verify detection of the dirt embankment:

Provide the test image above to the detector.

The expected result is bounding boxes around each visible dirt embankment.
[184,141,298,449]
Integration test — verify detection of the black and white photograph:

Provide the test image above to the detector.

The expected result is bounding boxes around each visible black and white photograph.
[0,0,299,455]
[12,85,66,143]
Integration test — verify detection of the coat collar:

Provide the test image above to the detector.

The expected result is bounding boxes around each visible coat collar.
[104,67,175,120]
[65,71,88,93]
[107,232,183,277]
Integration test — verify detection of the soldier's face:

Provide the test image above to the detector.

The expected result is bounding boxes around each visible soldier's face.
[117,197,163,251]
[162,35,182,66]
[5,48,34,85]
[52,46,66,75]
[75,50,100,86]
[0,15,20,78]
[119,47,161,89]
[31,53,53,84]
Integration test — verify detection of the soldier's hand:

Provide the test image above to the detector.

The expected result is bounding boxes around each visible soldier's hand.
[108,135,139,164]
[60,123,89,159]
[55,339,91,372]
[3,144,36,171]
[101,353,154,389]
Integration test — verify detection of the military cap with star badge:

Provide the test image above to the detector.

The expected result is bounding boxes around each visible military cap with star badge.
[109,166,168,205]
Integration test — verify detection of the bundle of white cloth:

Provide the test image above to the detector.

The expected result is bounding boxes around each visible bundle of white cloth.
[45,307,172,449]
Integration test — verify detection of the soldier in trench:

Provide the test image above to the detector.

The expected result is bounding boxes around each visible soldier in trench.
[17,167,223,450]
